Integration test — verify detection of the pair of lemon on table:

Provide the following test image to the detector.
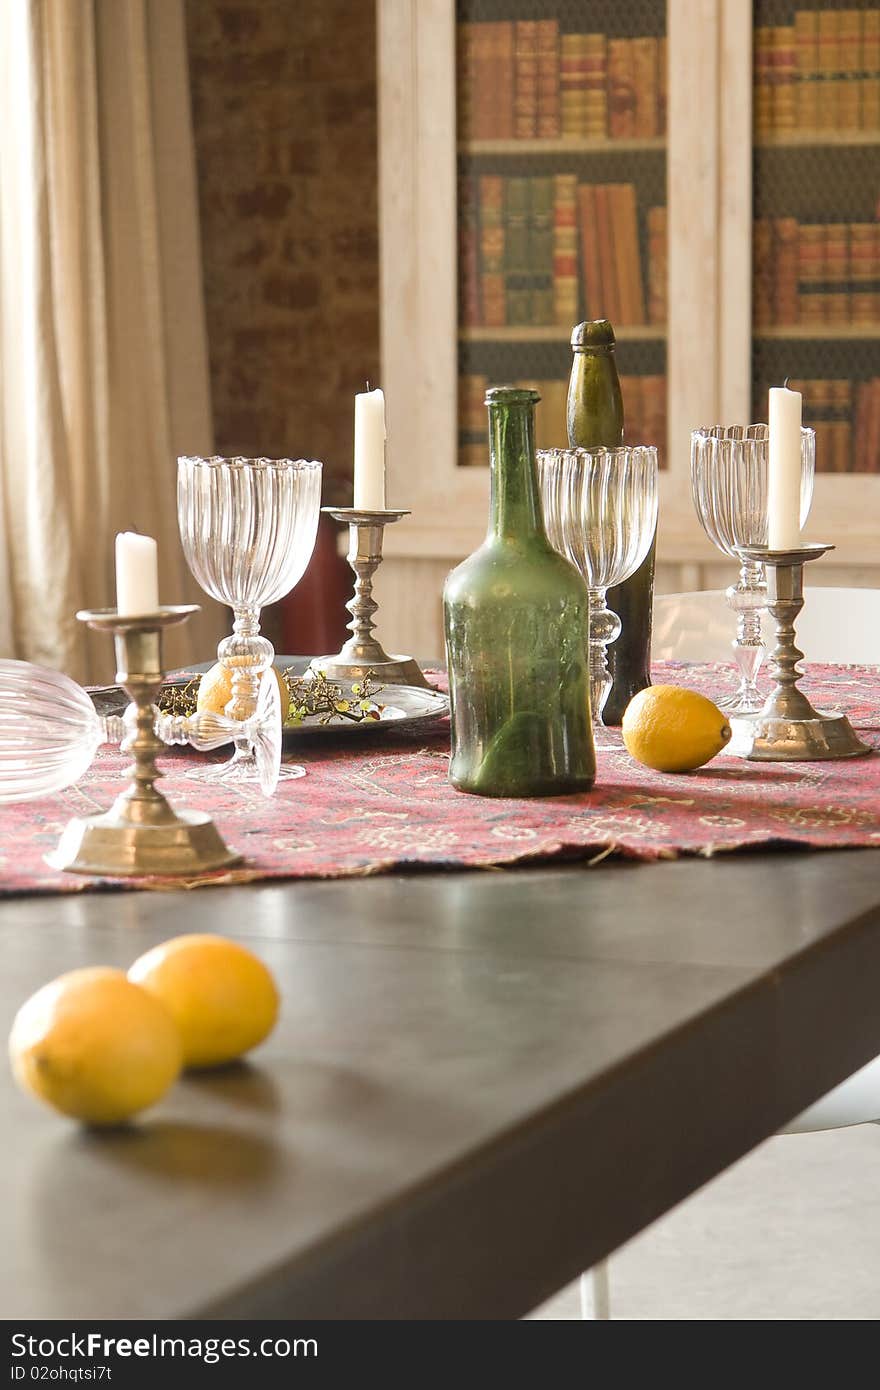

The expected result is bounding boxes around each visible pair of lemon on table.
[9,936,279,1127]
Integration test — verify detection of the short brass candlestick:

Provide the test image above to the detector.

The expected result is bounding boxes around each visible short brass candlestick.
[309,507,430,688]
[728,543,871,761]
[47,607,241,876]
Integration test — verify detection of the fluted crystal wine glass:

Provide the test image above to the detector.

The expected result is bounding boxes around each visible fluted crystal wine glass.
[690,425,815,713]
[538,446,659,740]
[177,455,322,783]
[0,658,282,802]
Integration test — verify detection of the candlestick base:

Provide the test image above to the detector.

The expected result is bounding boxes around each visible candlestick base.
[728,544,872,762]
[727,709,869,761]
[47,607,241,877]
[46,806,240,877]
[310,508,432,689]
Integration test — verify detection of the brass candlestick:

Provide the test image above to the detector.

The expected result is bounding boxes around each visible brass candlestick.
[728,543,871,761]
[47,607,241,877]
[309,507,430,688]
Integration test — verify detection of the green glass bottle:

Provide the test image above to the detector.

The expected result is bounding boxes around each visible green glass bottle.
[566,319,655,725]
[443,386,595,797]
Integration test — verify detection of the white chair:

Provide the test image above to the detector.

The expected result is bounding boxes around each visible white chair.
[653,586,880,667]
[580,585,880,1320]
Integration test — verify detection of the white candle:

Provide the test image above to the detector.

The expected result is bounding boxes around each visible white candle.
[353,387,386,509]
[115,531,159,614]
[768,385,803,550]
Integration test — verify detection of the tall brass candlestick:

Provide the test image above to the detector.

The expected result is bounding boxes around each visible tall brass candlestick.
[728,544,871,761]
[47,607,241,876]
[308,507,430,688]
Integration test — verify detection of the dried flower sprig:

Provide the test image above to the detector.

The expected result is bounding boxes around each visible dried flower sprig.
[156,677,200,717]
[282,668,385,725]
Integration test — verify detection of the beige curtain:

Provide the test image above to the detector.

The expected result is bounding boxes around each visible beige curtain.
[0,0,223,684]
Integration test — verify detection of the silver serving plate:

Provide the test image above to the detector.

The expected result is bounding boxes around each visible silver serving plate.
[91,657,448,748]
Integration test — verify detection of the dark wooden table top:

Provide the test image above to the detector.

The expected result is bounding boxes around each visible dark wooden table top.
[4,848,880,1320]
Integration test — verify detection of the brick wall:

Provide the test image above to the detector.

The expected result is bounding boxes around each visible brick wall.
[185,0,380,507]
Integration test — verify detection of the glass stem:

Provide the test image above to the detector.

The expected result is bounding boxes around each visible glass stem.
[588,587,618,730]
[724,559,766,713]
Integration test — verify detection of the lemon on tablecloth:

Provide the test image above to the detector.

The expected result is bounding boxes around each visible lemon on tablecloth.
[622,685,732,773]
[128,935,279,1070]
[9,967,181,1125]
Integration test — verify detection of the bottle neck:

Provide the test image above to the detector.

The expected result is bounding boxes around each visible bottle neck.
[487,398,545,543]
[567,349,625,449]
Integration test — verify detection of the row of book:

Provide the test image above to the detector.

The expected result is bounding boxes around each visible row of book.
[754,12,880,135]
[459,175,667,329]
[458,375,667,468]
[457,21,667,142]
[753,219,880,326]
[756,377,880,473]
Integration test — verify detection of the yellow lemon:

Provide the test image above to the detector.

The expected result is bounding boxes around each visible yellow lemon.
[9,967,181,1126]
[128,935,279,1070]
[196,661,290,723]
[622,684,732,773]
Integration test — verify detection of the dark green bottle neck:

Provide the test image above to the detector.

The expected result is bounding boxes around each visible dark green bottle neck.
[567,348,625,449]
[487,399,546,543]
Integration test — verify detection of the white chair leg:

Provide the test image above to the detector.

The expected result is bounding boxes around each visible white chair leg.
[579,1261,611,1319]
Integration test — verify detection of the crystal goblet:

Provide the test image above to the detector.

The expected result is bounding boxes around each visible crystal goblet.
[0,658,283,801]
[538,446,658,741]
[177,455,322,783]
[690,425,815,713]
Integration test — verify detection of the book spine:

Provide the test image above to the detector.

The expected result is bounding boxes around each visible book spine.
[753,218,774,327]
[530,176,555,325]
[855,380,872,472]
[514,20,538,140]
[620,377,643,449]
[773,26,797,132]
[583,34,608,137]
[553,174,579,327]
[862,11,880,130]
[807,379,833,471]
[647,205,668,327]
[817,11,840,130]
[774,218,799,325]
[825,224,850,324]
[831,379,853,472]
[578,183,604,320]
[458,175,481,327]
[848,224,873,323]
[504,176,531,325]
[838,10,862,130]
[479,175,506,326]
[608,184,632,324]
[657,37,667,136]
[536,19,560,139]
[456,24,476,142]
[608,39,636,138]
[593,184,620,321]
[631,38,658,139]
[798,224,827,324]
[795,10,819,130]
[869,379,880,473]
[560,33,587,139]
[614,183,646,325]
[641,376,667,467]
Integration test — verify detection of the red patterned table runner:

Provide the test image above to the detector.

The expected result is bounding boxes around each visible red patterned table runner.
[2,661,880,896]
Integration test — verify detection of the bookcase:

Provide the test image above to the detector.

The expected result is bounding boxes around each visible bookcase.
[377,0,880,661]
[456,2,668,468]
[752,0,880,477]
